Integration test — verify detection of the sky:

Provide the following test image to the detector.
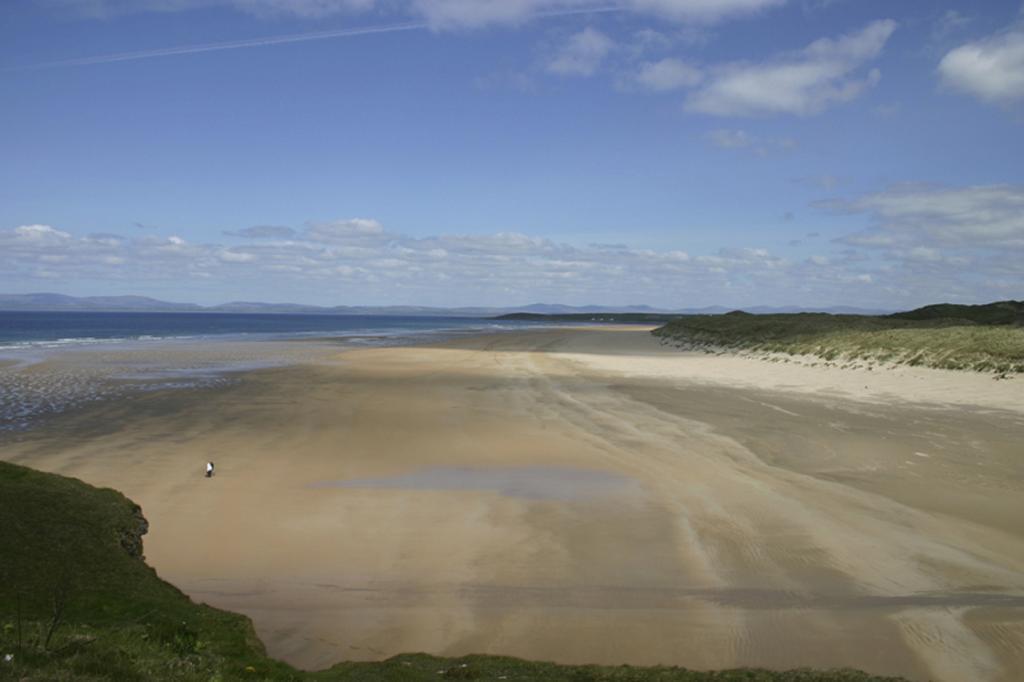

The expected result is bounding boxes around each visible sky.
[1,0,1023,309]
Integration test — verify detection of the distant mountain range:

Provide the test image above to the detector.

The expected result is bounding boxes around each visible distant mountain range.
[0,293,893,317]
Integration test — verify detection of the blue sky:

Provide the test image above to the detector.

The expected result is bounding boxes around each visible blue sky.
[2,0,1023,308]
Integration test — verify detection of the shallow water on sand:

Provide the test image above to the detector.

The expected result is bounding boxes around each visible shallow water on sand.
[0,314,548,431]
[0,340,328,431]
[310,466,637,501]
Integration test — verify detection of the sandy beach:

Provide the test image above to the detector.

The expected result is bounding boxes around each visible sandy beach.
[2,326,1023,681]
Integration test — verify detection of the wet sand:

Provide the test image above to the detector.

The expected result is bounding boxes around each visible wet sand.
[0,339,342,430]
[2,327,1022,681]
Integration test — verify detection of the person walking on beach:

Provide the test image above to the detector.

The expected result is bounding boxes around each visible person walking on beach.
[206,461,215,478]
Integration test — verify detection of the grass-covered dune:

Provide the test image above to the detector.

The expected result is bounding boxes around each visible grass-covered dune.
[889,300,1024,325]
[0,460,906,681]
[653,301,1024,374]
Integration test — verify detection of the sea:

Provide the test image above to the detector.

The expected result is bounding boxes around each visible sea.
[0,310,534,351]
[0,311,542,431]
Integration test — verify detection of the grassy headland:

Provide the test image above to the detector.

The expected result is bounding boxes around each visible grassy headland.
[0,460,907,681]
[0,459,299,681]
[652,301,1024,374]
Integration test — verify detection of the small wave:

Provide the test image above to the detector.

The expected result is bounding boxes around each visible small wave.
[0,334,205,352]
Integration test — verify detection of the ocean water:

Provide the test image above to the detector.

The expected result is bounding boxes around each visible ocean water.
[0,311,539,431]
[0,311,527,350]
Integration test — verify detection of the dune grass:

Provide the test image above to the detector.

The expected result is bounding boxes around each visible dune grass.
[653,312,1024,374]
[0,460,909,681]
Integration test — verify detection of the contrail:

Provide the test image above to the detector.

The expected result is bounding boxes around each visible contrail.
[10,5,623,71]
[17,21,428,70]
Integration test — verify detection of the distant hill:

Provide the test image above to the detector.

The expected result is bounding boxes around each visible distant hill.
[890,300,1024,326]
[0,293,203,312]
[0,292,892,317]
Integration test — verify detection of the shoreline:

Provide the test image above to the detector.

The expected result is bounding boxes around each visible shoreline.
[2,326,1023,681]
[0,321,560,432]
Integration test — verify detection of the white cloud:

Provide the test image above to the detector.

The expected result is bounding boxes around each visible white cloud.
[707,128,752,148]
[686,19,896,116]
[939,25,1024,103]
[627,0,785,23]
[219,249,257,263]
[905,246,942,262]
[932,9,972,41]
[410,0,547,29]
[306,218,386,241]
[412,0,787,27]
[706,128,796,155]
[13,224,73,243]
[822,184,1024,250]
[6,206,1018,308]
[410,0,787,28]
[629,58,703,91]
[46,0,790,25]
[630,28,673,54]
[841,232,896,247]
[0,220,829,306]
[227,225,297,239]
[232,0,373,15]
[547,28,615,77]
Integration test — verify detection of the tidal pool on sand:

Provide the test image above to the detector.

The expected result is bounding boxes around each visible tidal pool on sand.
[310,465,638,501]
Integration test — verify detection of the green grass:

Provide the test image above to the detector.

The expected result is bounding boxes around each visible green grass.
[0,460,907,681]
[652,309,1024,374]
[889,300,1024,325]
[0,459,298,681]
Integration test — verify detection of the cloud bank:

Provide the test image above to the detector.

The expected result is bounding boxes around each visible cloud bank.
[823,184,1024,250]
[0,220,831,306]
[4,186,1020,307]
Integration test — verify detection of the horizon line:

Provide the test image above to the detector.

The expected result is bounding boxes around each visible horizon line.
[0,292,905,313]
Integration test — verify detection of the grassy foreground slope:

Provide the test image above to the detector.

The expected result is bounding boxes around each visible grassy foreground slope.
[0,461,907,681]
[653,301,1024,374]
[0,459,299,681]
